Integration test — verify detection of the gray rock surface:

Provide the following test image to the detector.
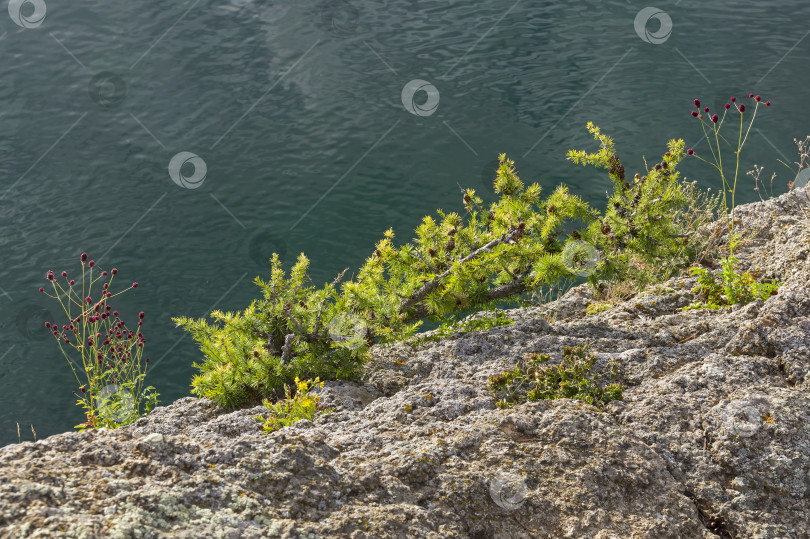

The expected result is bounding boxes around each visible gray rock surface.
[3,189,810,538]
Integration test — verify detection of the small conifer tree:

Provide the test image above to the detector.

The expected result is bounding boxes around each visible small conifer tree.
[174,124,718,410]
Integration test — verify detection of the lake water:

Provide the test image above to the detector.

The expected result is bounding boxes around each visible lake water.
[2,0,808,446]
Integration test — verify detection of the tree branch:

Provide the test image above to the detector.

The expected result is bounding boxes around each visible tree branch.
[313,267,348,338]
[284,308,306,335]
[263,333,281,356]
[280,334,296,364]
[402,267,532,324]
[397,227,523,316]
[414,249,440,275]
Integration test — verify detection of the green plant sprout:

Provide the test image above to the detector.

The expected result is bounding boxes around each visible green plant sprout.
[488,344,622,409]
[253,377,334,434]
[684,235,779,311]
[586,302,614,316]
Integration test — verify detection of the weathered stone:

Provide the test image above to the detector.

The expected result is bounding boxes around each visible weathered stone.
[3,189,810,537]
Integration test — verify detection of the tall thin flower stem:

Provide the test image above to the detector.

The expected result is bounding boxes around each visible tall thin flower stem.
[687,95,769,259]
[40,254,157,430]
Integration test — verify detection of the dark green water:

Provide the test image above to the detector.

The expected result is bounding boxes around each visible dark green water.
[2,0,808,447]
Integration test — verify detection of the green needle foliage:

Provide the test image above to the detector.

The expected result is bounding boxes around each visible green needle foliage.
[566,122,719,289]
[174,258,365,410]
[488,344,622,409]
[175,124,717,412]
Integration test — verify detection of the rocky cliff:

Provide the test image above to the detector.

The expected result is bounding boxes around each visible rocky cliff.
[3,189,810,539]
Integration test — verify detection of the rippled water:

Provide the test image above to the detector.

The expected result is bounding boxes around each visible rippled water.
[1,0,808,446]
